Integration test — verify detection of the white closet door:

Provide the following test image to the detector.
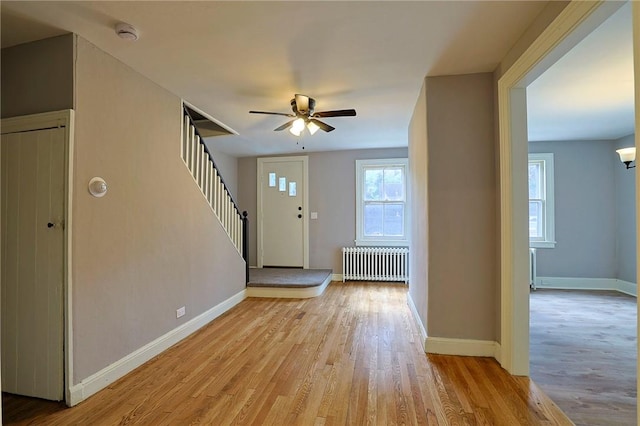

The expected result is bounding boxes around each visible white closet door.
[2,127,65,401]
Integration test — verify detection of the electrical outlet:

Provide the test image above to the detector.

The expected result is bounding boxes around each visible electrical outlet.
[176,306,186,318]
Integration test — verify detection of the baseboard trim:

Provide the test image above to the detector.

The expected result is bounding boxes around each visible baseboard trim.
[407,292,427,351]
[405,292,499,359]
[425,337,499,358]
[246,274,331,299]
[493,342,502,364]
[536,277,637,297]
[616,280,637,297]
[69,289,247,406]
[332,273,342,282]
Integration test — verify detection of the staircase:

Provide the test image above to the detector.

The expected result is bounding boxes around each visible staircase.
[181,107,249,282]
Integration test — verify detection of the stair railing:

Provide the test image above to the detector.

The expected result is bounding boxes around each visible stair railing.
[181,107,249,283]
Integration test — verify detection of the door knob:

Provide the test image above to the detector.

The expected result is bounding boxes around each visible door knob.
[47,222,54,228]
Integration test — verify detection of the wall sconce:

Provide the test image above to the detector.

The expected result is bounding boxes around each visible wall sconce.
[616,147,636,169]
[89,177,108,197]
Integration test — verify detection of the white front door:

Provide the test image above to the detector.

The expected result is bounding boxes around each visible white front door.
[1,127,65,401]
[258,156,308,268]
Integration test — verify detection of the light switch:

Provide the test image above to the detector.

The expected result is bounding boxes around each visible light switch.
[310,212,318,220]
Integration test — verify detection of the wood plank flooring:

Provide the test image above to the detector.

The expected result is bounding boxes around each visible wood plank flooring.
[530,289,637,426]
[3,282,572,425]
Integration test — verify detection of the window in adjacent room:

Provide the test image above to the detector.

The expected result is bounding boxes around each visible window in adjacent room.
[355,158,409,246]
[528,153,555,248]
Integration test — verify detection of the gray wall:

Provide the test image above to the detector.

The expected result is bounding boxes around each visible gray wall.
[407,0,571,344]
[237,147,408,272]
[426,73,497,340]
[410,73,497,341]
[529,140,617,278]
[208,147,239,199]
[72,36,245,382]
[614,134,637,283]
[1,34,74,118]
[0,35,247,383]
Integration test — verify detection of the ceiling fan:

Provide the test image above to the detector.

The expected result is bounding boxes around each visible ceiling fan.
[249,94,356,136]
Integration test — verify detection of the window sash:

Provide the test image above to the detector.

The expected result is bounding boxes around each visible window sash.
[356,159,409,246]
[528,153,555,248]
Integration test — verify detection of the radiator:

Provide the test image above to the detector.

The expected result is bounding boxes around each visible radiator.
[529,247,537,290]
[342,247,409,283]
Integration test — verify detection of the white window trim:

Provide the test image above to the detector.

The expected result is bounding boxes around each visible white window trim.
[528,153,556,249]
[355,158,410,247]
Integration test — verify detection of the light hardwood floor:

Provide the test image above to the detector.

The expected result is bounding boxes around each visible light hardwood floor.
[3,282,571,425]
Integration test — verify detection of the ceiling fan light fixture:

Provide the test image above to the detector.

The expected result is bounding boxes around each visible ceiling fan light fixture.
[290,118,305,136]
[307,121,320,135]
[249,94,356,135]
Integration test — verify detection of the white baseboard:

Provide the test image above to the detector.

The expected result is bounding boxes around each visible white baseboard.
[332,273,342,282]
[407,292,427,351]
[617,280,637,296]
[425,337,499,358]
[493,342,502,364]
[69,289,247,406]
[246,274,331,299]
[406,291,499,359]
[536,276,637,297]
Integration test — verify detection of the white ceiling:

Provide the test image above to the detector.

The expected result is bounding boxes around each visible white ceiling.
[527,2,634,143]
[1,1,635,156]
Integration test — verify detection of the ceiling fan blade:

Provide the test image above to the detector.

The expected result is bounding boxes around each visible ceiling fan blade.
[313,109,357,118]
[274,120,296,131]
[249,110,294,117]
[294,94,310,114]
[310,118,335,133]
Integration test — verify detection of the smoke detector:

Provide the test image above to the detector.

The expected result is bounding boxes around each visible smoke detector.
[115,23,139,41]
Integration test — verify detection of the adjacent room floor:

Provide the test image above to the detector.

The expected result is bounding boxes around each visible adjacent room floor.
[530,289,637,426]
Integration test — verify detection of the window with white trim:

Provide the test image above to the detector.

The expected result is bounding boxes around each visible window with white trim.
[355,158,409,246]
[528,153,555,248]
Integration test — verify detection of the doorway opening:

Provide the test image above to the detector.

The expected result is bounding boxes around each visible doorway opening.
[524,3,637,423]
[498,1,637,378]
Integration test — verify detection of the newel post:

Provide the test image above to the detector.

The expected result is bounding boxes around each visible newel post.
[242,211,249,285]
